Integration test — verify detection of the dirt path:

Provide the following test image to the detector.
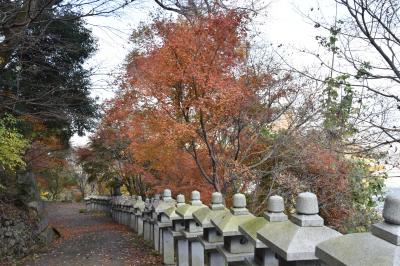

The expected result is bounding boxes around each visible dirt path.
[20,202,161,266]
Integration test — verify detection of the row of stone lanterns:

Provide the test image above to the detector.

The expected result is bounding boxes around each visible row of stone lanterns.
[85,190,400,266]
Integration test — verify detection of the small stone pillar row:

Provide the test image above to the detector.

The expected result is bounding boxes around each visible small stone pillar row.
[211,193,255,265]
[176,191,207,266]
[193,192,229,266]
[257,192,341,266]
[316,193,400,266]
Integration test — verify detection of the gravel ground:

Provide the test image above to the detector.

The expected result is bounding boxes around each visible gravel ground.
[18,202,161,266]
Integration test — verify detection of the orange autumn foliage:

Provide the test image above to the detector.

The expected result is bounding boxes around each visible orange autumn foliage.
[97,10,292,199]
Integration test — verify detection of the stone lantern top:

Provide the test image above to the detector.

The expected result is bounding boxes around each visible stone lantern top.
[211,193,254,236]
[210,192,225,210]
[154,189,176,214]
[289,192,324,227]
[231,193,250,215]
[133,196,146,214]
[190,190,203,206]
[176,190,207,219]
[316,193,400,266]
[164,194,186,221]
[382,193,400,225]
[163,189,172,201]
[193,192,228,228]
[176,194,185,207]
[239,194,286,249]
[257,192,341,261]
[265,195,288,222]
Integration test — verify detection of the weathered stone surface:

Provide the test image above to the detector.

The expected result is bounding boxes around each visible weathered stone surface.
[238,217,268,248]
[295,192,319,215]
[210,192,224,210]
[383,193,400,225]
[316,233,400,266]
[267,195,284,213]
[316,193,400,266]
[290,213,324,227]
[257,220,341,261]
[163,189,172,200]
[233,193,246,208]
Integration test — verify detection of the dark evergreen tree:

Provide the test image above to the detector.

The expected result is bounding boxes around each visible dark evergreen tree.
[0,2,98,139]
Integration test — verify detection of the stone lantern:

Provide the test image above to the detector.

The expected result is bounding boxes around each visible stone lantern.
[115,196,122,223]
[239,195,286,266]
[133,196,145,235]
[85,196,91,212]
[257,192,341,266]
[122,197,133,226]
[164,194,186,266]
[148,194,161,243]
[128,196,137,230]
[111,196,117,221]
[176,191,208,266]
[143,197,153,241]
[316,193,400,266]
[211,193,255,265]
[153,189,176,252]
[193,192,229,266]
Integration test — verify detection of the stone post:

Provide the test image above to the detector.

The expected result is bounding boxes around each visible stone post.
[143,198,152,241]
[165,194,186,266]
[133,196,145,235]
[211,193,255,265]
[239,195,285,266]
[85,196,91,212]
[176,191,207,266]
[193,192,228,266]
[257,192,341,266]
[129,196,137,230]
[154,189,176,253]
[316,193,400,266]
[149,194,161,245]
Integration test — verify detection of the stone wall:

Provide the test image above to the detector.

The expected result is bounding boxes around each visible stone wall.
[0,172,55,263]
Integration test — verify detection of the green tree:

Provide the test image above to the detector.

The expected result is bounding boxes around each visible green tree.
[0,115,29,172]
[0,3,98,138]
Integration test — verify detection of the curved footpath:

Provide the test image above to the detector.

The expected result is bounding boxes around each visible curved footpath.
[19,202,161,266]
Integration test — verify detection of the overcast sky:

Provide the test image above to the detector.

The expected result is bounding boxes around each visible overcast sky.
[69,0,337,147]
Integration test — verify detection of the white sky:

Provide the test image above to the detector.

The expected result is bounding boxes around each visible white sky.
[69,0,336,147]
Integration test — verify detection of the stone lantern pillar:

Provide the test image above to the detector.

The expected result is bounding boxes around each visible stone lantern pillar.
[149,194,161,243]
[111,196,116,220]
[239,195,285,266]
[211,193,255,265]
[193,192,229,266]
[133,196,145,235]
[143,197,152,241]
[164,194,186,266]
[85,196,91,212]
[153,189,176,253]
[128,196,137,230]
[117,197,124,224]
[121,198,129,225]
[257,192,341,266]
[316,193,400,266]
[176,191,207,266]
